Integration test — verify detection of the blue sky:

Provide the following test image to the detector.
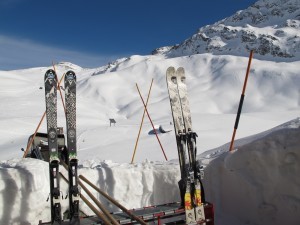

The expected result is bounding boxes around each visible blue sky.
[0,0,256,70]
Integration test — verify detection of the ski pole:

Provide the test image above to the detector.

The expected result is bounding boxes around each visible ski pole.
[22,112,46,158]
[23,70,66,158]
[79,175,147,225]
[229,50,254,151]
[61,162,118,225]
[79,179,120,225]
[80,195,112,225]
[136,83,168,161]
[52,61,66,115]
[59,172,112,225]
[131,79,154,163]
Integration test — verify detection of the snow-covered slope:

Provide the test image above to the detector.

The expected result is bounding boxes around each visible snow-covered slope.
[1,55,300,162]
[153,0,300,61]
[1,0,300,224]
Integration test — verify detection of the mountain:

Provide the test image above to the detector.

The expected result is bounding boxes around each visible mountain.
[1,0,300,225]
[89,0,300,76]
[152,0,300,61]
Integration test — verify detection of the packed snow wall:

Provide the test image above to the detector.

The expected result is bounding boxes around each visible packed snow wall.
[203,125,300,225]
[0,159,181,225]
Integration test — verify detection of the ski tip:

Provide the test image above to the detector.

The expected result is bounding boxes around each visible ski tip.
[65,70,76,80]
[66,70,76,75]
[176,67,185,75]
[166,66,176,74]
[45,69,55,73]
[45,69,57,80]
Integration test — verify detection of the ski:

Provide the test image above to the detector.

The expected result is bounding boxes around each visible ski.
[176,67,206,224]
[166,67,206,224]
[65,70,80,225]
[194,178,206,223]
[185,177,196,224]
[166,66,188,206]
[44,69,62,225]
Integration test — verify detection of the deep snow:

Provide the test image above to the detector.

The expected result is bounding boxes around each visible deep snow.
[1,119,299,225]
[201,119,300,225]
[1,0,300,224]
[1,55,300,162]
[0,54,300,225]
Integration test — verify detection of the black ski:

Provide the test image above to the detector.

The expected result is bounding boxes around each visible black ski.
[65,70,80,225]
[45,69,62,225]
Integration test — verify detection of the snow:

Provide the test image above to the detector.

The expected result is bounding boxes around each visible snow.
[1,53,299,225]
[1,0,300,224]
[202,119,300,225]
[156,0,300,61]
[0,158,181,224]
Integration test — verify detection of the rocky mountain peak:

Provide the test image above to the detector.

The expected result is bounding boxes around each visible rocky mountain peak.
[153,0,300,61]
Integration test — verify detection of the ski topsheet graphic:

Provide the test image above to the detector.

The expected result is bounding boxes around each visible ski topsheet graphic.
[176,67,192,132]
[166,67,188,202]
[166,67,206,224]
[45,69,80,225]
[45,69,62,225]
[65,70,80,225]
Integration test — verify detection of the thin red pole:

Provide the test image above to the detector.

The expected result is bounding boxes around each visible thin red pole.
[52,62,66,115]
[23,112,46,158]
[131,79,154,163]
[22,69,66,158]
[229,50,254,151]
[136,83,168,161]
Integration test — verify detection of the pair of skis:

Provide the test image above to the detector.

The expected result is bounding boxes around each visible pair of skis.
[44,69,80,225]
[166,67,206,224]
